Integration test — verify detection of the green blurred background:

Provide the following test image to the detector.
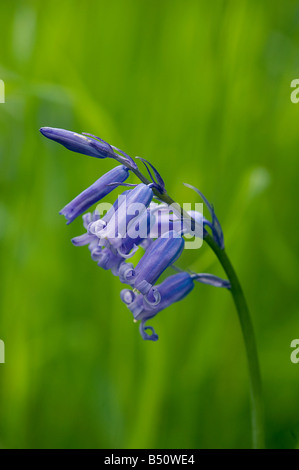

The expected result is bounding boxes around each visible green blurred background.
[0,0,298,449]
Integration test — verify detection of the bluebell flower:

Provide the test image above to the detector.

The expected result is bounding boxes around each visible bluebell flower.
[96,247,125,275]
[121,271,230,340]
[87,189,130,236]
[60,165,130,224]
[117,209,154,258]
[92,183,154,249]
[72,211,126,275]
[118,230,185,302]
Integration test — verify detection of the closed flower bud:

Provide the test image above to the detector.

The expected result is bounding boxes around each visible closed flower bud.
[40,127,115,159]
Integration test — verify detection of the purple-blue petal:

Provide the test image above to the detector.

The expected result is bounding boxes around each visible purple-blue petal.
[71,233,93,246]
[60,165,129,224]
[98,184,153,247]
[118,209,153,256]
[127,231,185,293]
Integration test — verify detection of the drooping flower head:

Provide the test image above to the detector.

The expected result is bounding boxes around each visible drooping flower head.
[41,126,229,341]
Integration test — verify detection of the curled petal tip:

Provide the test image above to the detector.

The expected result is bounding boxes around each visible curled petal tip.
[140,322,159,341]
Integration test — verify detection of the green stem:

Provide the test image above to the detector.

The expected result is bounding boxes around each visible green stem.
[119,158,265,448]
[204,234,265,449]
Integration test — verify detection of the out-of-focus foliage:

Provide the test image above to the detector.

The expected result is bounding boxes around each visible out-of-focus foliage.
[0,0,298,449]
